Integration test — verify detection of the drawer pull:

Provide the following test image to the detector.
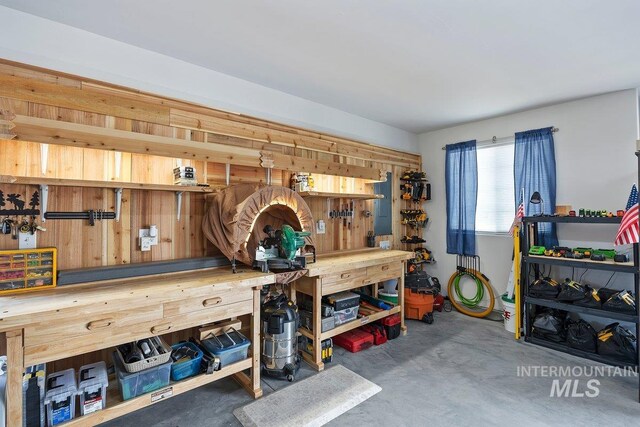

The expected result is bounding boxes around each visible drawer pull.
[340,273,352,279]
[86,318,114,330]
[381,265,390,271]
[151,323,172,334]
[203,297,222,307]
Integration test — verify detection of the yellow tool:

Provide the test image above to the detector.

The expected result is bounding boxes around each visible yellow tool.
[513,225,521,340]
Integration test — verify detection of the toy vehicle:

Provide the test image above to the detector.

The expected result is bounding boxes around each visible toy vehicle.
[568,210,576,217]
[617,210,625,217]
[543,249,554,257]
[529,246,546,255]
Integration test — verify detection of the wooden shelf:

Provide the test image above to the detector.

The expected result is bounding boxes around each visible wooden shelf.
[65,358,252,426]
[297,191,383,200]
[1,175,218,193]
[319,305,401,340]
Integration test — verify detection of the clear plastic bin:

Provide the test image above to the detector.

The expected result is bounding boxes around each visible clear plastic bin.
[201,328,250,368]
[334,306,358,325]
[44,368,77,426]
[170,342,204,381]
[113,352,172,401]
[78,361,108,415]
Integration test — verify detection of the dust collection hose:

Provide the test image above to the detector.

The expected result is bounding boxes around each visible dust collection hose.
[447,267,495,318]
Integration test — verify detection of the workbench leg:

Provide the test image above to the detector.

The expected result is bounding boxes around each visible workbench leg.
[233,288,263,399]
[399,262,407,335]
[6,330,24,427]
[311,278,325,371]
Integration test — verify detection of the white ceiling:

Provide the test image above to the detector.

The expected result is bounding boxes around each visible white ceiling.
[1,0,640,133]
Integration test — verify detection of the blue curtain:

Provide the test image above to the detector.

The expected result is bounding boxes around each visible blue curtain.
[514,127,558,247]
[445,140,477,255]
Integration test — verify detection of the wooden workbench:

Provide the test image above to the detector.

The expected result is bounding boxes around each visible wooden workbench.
[292,249,413,371]
[0,267,274,427]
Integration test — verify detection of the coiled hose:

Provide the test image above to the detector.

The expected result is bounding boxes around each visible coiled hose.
[447,267,495,318]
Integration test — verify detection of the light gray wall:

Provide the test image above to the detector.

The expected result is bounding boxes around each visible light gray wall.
[0,6,418,153]
[419,89,640,309]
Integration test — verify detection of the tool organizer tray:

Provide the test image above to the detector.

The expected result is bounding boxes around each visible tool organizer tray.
[0,247,57,294]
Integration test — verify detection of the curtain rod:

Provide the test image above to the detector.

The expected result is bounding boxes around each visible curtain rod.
[440,127,559,150]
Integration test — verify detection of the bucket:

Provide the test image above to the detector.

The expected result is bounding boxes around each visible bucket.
[378,291,398,305]
[501,293,516,333]
[381,279,398,294]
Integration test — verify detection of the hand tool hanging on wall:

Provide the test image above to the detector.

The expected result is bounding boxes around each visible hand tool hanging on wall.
[44,210,116,226]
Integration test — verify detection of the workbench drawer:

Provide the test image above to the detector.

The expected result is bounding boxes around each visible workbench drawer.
[163,286,253,317]
[364,262,401,284]
[322,269,366,286]
[23,303,164,347]
[23,299,254,366]
[321,269,366,294]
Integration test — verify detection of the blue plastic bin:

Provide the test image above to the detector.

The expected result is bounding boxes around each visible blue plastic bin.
[201,328,251,368]
[170,342,203,381]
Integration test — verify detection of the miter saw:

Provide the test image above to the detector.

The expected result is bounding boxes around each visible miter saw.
[253,224,315,273]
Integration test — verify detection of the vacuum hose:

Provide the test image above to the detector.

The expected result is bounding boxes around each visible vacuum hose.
[447,267,495,318]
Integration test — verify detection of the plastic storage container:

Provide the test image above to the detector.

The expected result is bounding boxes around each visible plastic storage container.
[333,329,374,353]
[170,342,204,381]
[323,291,360,311]
[333,306,358,326]
[77,361,108,416]
[44,369,77,426]
[201,328,250,368]
[113,352,172,401]
[116,336,172,373]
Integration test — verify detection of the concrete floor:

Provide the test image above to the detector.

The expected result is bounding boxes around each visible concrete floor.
[102,311,640,426]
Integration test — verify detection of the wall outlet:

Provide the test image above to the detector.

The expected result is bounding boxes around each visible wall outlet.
[18,231,36,249]
[139,226,158,251]
[140,236,153,252]
[138,228,158,246]
[316,220,326,234]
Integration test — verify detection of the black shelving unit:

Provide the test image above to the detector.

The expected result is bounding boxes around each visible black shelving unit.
[521,208,640,401]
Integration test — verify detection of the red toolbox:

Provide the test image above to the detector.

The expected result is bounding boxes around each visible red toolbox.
[333,329,374,353]
[360,324,387,345]
[378,314,401,340]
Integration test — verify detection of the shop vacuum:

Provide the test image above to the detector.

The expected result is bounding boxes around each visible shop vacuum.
[261,294,301,382]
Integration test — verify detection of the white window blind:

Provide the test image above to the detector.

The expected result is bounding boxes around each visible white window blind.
[476,142,515,233]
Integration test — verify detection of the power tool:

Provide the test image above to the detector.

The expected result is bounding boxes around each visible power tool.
[253,224,315,273]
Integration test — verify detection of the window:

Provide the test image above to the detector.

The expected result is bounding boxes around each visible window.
[475,142,515,233]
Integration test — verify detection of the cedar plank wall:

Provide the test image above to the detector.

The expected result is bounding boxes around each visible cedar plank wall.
[0,60,421,268]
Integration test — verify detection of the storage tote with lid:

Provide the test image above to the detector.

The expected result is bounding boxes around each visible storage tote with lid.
[44,368,77,426]
[78,361,108,416]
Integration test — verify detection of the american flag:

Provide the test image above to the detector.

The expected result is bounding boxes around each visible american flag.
[614,184,639,246]
[509,195,525,236]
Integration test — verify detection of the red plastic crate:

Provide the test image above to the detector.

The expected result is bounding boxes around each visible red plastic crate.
[333,329,374,353]
[378,314,401,340]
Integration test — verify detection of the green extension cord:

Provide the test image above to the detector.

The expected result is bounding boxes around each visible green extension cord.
[453,272,484,307]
